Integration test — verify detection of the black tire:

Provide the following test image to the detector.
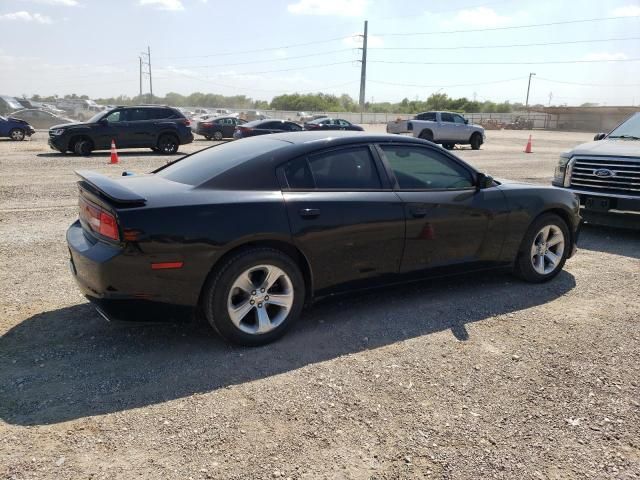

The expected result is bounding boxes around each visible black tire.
[150,147,160,152]
[213,131,223,141]
[9,128,26,141]
[157,134,179,154]
[419,130,434,142]
[204,135,212,140]
[470,133,482,150]
[513,213,570,283]
[202,248,305,346]
[73,138,93,156]
[442,143,455,150]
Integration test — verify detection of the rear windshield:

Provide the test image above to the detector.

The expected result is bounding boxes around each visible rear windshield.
[156,137,289,186]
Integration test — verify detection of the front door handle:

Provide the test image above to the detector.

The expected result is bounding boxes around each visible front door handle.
[410,207,427,218]
[299,208,320,218]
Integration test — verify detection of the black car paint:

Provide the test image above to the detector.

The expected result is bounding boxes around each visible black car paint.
[66,132,580,320]
[48,106,194,152]
[233,119,302,138]
[304,118,364,131]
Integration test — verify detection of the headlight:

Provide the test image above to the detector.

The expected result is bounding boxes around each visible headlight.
[553,155,571,186]
[50,128,65,135]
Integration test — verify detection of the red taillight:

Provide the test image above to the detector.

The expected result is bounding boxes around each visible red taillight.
[182,118,191,127]
[201,122,213,127]
[306,124,320,129]
[79,197,120,241]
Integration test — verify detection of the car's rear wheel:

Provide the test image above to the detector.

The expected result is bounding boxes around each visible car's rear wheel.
[73,138,93,156]
[442,143,455,150]
[9,128,26,141]
[470,133,482,150]
[202,248,305,346]
[513,213,569,283]
[213,131,223,141]
[204,135,212,140]
[419,130,434,142]
[157,134,179,154]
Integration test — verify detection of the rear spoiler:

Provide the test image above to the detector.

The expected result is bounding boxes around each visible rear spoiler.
[75,170,146,206]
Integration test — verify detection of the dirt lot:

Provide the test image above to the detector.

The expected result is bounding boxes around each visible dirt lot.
[1,129,639,479]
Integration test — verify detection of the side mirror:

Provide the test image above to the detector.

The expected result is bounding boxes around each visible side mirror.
[593,132,606,141]
[464,119,469,124]
[476,172,494,190]
[98,118,108,125]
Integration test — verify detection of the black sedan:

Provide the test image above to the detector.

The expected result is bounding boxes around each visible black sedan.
[233,119,302,139]
[304,117,363,131]
[67,132,580,346]
[195,116,246,140]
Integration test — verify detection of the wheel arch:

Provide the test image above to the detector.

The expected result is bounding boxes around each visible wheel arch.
[516,207,576,259]
[68,134,93,151]
[197,238,314,309]
[418,128,434,140]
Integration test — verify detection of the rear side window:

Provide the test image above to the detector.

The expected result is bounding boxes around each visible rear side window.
[416,112,436,121]
[157,138,288,186]
[148,108,173,119]
[440,113,455,123]
[127,108,151,121]
[284,147,381,190]
[380,145,473,190]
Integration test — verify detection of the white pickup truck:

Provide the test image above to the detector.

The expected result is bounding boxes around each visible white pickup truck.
[387,111,485,150]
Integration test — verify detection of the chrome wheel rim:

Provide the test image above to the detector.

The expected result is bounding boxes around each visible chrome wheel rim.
[160,138,177,153]
[530,225,565,275]
[227,264,294,335]
[213,131,223,140]
[11,130,24,140]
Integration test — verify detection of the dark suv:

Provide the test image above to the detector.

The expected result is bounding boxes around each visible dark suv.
[48,105,193,155]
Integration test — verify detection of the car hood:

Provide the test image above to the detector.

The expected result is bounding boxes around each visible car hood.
[7,117,29,124]
[49,121,88,130]
[566,139,640,158]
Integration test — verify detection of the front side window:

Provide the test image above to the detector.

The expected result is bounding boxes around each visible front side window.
[380,145,473,190]
[338,119,350,126]
[284,147,381,190]
[105,110,123,123]
[453,115,466,124]
[286,122,303,131]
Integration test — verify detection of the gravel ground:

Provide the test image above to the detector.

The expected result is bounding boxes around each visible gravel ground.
[1,129,639,479]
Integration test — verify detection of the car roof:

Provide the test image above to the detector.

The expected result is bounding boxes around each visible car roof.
[263,130,421,145]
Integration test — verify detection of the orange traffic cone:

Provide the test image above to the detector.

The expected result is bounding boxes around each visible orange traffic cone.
[524,134,533,153]
[110,139,119,164]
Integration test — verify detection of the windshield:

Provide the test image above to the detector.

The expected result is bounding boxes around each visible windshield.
[156,137,289,186]
[609,113,640,139]
[87,111,108,123]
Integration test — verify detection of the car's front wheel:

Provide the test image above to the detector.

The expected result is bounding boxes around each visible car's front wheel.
[9,128,26,141]
[513,213,569,283]
[157,134,179,154]
[470,133,482,150]
[442,143,455,150]
[202,248,305,346]
[213,131,224,141]
[73,138,93,156]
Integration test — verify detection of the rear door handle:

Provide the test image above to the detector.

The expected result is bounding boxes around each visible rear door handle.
[410,207,427,218]
[299,208,320,218]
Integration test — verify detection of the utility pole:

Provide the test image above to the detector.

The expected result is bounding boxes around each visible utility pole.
[358,20,368,123]
[548,91,553,106]
[139,56,143,100]
[525,72,536,111]
[140,47,153,103]
[148,46,153,103]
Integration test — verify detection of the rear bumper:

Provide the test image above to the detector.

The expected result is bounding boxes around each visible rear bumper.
[66,220,199,320]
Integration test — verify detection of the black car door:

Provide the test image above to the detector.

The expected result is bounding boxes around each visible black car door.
[280,144,406,295]
[94,109,128,149]
[222,118,236,137]
[126,107,154,147]
[377,143,509,272]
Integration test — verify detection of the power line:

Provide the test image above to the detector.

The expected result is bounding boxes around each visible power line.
[368,77,528,88]
[375,15,640,36]
[534,77,640,87]
[369,36,640,51]
[155,35,355,61]
[158,48,355,70]
[369,57,640,65]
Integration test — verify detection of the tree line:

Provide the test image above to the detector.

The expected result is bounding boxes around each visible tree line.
[28,91,533,113]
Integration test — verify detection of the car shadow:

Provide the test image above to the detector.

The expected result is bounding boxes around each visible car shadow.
[36,151,182,158]
[0,270,575,426]
[578,224,640,259]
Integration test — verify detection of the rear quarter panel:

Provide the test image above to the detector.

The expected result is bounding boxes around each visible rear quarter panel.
[115,190,291,306]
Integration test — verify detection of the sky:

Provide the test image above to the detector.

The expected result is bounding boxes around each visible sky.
[1,0,639,106]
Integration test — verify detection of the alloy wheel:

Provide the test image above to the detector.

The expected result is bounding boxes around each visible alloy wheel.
[530,225,565,275]
[10,129,25,141]
[227,264,294,335]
